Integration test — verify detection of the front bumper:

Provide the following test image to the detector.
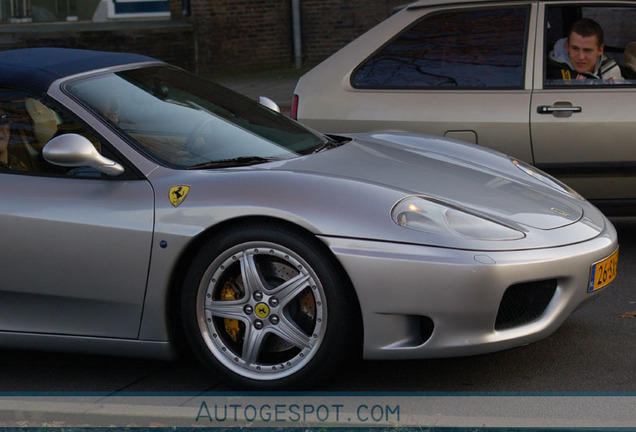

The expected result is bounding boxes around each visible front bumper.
[319,223,617,360]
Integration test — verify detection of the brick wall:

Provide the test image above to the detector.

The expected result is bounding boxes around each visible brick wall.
[178,0,405,74]
[187,0,293,74]
[0,21,195,71]
[300,0,405,64]
[1,1,402,76]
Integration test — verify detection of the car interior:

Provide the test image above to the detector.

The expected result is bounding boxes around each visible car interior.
[1,91,103,175]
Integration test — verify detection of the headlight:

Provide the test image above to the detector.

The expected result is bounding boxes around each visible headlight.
[511,158,583,200]
[391,196,524,240]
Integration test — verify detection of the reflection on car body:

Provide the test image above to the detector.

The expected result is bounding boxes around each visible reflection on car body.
[0,47,619,389]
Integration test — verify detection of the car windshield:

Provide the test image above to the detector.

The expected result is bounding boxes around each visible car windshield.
[64,65,327,168]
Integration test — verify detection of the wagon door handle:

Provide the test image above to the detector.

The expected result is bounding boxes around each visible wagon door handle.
[537,106,582,114]
[537,103,582,117]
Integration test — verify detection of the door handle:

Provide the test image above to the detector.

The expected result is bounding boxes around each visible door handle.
[537,105,582,117]
[537,105,582,114]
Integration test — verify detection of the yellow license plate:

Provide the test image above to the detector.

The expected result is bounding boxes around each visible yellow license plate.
[588,248,619,293]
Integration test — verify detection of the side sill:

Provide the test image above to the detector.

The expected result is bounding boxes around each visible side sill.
[0,331,174,360]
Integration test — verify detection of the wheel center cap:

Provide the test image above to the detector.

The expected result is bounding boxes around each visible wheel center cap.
[255,302,270,319]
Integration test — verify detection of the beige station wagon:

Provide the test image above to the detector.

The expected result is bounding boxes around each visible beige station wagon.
[293,0,636,214]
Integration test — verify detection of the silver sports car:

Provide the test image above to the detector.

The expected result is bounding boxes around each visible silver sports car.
[0,48,618,389]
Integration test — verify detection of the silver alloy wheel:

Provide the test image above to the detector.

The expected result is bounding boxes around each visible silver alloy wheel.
[196,241,327,380]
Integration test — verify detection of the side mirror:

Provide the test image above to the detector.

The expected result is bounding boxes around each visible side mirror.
[43,134,125,177]
[258,96,281,113]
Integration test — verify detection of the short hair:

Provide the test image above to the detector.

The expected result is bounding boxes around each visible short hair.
[568,18,604,47]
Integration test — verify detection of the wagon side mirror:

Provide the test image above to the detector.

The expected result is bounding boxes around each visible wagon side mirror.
[259,96,281,113]
[43,133,125,177]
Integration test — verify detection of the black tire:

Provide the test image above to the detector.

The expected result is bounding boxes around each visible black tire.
[181,222,359,390]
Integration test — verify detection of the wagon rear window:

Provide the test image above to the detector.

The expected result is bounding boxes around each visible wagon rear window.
[352,6,530,89]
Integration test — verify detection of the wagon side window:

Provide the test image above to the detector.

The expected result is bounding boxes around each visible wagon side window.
[351,6,530,90]
[544,5,636,86]
[0,88,110,177]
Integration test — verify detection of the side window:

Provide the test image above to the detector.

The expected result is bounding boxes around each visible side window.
[0,88,110,177]
[351,6,530,89]
[544,5,636,86]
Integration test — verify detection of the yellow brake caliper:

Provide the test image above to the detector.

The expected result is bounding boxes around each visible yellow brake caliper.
[220,279,242,343]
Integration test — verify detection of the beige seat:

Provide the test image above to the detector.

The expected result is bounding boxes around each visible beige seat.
[25,98,60,150]
[622,42,636,79]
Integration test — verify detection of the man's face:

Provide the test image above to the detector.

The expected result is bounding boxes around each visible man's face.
[566,31,603,74]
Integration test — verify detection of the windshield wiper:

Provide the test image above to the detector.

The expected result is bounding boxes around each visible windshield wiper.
[187,156,278,170]
[313,134,351,153]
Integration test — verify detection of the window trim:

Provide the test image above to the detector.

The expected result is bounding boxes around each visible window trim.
[108,0,170,19]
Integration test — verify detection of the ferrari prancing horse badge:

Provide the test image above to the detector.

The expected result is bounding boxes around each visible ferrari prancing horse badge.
[169,185,190,207]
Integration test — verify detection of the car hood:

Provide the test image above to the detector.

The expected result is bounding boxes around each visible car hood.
[266,132,583,231]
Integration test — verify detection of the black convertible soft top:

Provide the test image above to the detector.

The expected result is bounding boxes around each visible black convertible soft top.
[0,47,156,94]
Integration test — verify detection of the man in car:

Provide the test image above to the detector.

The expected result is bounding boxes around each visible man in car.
[547,18,623,82]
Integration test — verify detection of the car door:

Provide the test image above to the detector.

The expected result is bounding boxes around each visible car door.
[530,3,636,203]
[0,90,154,338]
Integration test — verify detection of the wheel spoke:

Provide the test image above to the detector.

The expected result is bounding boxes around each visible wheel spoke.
[206,300,246,320]
[270,316,313,350]
[242,326,268,364]
[240,252,266,295]
[270,273,311,307]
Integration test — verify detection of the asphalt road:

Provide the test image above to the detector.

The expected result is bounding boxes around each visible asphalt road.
[0,217,634,393]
